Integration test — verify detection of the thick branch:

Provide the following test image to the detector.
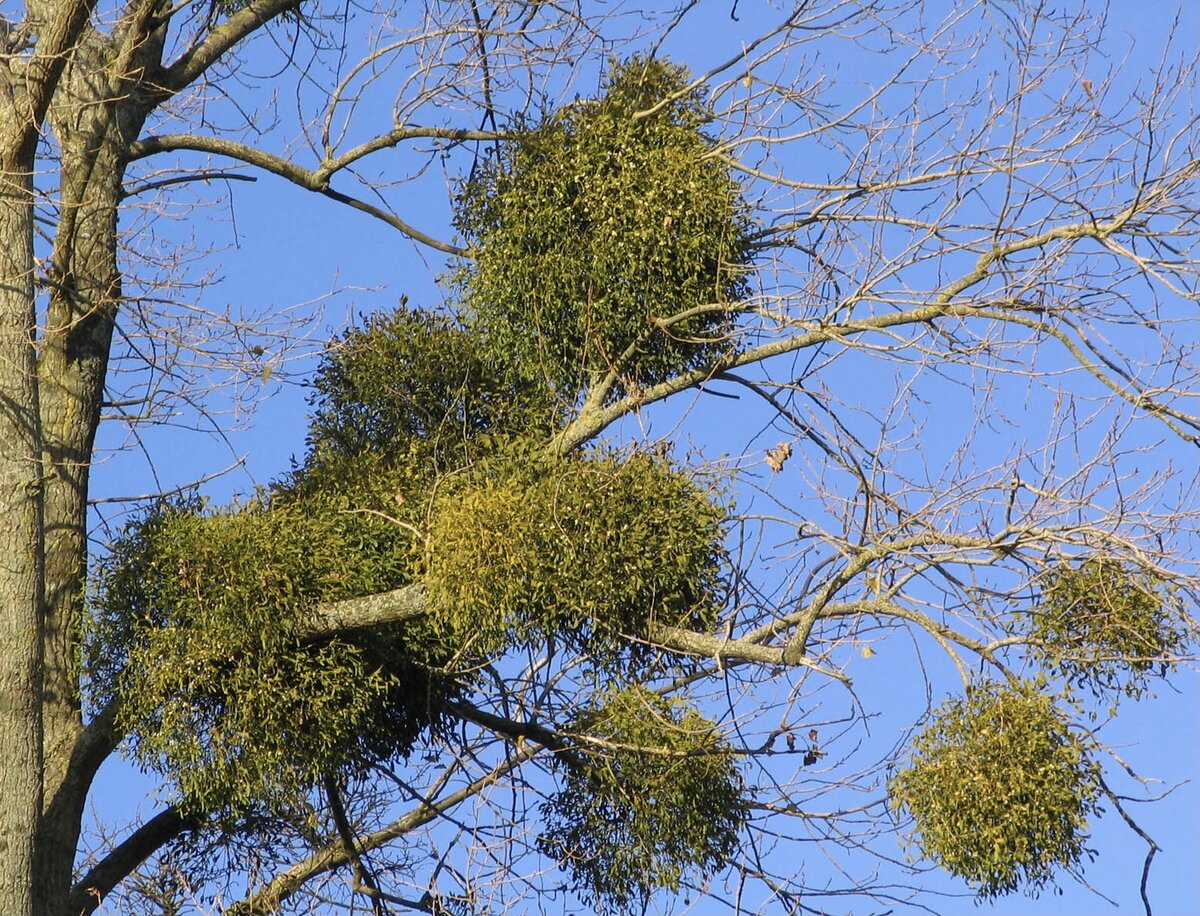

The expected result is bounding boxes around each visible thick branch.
[51,699,122,809]
[552,300,986,453]
[68,806,200,916]
[304,584,428,638]
[3,0,98,161]
[155,0,305,96]
[646,622,851,685]
[305,584,851,684]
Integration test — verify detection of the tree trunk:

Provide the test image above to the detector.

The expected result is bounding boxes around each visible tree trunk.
[35,21,159,910]
[3,0,305,909]
[2,0,104,903]
[0,156,47,916]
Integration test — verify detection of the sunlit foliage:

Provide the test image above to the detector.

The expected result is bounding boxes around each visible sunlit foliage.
[300,303,558,484]
[539,685,747,911]
[422,446,729,670]
[454,55,753,398]
[89,297,732,828]
[889,679,1103,899]
[88,499,449,813]
[1030,558,1187,699]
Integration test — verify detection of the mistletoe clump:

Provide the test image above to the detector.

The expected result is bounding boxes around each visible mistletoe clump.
[1030,558,1187,699]
[88,498,449,814]
[539,685,747,912]
[421,446,729,669]
[300,304,558,486]
[455,55,753,398]
[888,679,1102,899]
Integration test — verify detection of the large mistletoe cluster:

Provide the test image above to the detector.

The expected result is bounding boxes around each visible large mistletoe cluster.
[90,57,752,908]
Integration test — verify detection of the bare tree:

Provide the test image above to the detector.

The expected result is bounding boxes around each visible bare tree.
[0,1,1197,914]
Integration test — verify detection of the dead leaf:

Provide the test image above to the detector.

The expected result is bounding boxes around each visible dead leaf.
[765,441,792,473]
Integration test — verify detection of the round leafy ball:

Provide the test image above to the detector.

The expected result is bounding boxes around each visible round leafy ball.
[421,448,729,668]
[89,498,445,814]
[1030,558,1187,699]
[888,679,1102,899]
[303,304,557,481]
[539,685,747,911]
[454,55,753,398]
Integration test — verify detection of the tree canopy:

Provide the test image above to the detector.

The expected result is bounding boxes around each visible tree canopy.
[0,1,1197,915]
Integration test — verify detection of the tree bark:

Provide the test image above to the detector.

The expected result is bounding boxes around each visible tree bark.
[0,142,47,916]
[2,0,105,904]
[4,0,308,908]
[35,14,163,909]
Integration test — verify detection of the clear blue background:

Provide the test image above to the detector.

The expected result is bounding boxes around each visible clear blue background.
[85,2,1199,913]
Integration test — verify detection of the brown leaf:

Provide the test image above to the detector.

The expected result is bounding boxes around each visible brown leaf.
[765,441,792,473]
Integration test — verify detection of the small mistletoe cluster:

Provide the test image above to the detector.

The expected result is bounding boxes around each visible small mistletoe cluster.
[889,678,1102,899]
[1031,558,1187,699]
[889,556,1188,900]
[539,685,747,912]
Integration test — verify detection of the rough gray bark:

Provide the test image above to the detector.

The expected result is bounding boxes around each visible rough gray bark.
[0,160,46,916]
[0,1,301,910]
[34,12,167,902]
[0,1,99,906]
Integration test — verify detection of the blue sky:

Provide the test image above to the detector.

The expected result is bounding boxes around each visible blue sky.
[85,1,1199,913]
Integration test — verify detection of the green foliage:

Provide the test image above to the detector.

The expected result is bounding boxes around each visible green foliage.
[86,85,751,835]
[454,55,753,398]
[301,303,558,485]
[88,498,450,814]
[1030,558,1187,699]
[422,446,729,669]
[88,293,736,819]
[539,685,747,911]
[889,679,1102,899]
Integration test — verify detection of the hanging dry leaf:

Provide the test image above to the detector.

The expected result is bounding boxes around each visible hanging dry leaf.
[765,441,792,473]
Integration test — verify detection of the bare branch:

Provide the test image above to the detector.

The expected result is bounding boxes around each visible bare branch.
[127,133,466,252]
[70,806,201,916]
[221,753,533,916]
